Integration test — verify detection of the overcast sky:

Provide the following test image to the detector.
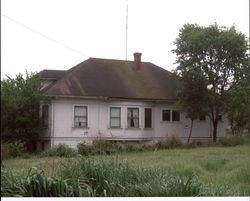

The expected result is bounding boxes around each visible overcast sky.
[1,0,249,79]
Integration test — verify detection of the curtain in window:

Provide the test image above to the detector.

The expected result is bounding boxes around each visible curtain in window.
[128,108,139,128]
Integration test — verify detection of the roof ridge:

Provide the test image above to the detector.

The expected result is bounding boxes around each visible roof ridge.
[89,57,151,64]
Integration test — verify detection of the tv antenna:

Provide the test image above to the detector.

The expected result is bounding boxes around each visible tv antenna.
[125,4,128,60]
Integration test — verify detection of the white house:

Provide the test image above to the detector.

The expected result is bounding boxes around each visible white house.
[38,53,226,149]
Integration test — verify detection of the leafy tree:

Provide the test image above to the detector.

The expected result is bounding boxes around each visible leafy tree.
[225,66,250,135]
[1,71,48,148]
[173,23,249,142]
[175,68,208,142]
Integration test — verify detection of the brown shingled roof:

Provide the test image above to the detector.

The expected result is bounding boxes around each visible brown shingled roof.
[42,58,179,100]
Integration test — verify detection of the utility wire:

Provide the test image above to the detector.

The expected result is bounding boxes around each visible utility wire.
[2,14,89,58]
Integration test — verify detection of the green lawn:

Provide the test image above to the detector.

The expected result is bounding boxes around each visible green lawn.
[2,144,250,196]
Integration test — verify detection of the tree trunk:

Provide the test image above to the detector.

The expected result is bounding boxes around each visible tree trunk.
[188,119,194,143]
[212,119,218,142]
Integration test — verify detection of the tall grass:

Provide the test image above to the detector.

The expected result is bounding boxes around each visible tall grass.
[1,167,92,197]
[59,158,201,197]
[1,159,201,197]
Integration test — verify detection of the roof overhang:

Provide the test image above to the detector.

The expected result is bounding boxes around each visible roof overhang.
[45,94,176,103]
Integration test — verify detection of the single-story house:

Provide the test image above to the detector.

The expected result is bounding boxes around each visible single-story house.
[38,53,226,149]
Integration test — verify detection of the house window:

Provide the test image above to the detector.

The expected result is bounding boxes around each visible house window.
[218,114,222,121]
[74,106,87,128]
[162,109,170,121]
[110,107,121,128]
[144,108,152,128]
[199,115,206,121]
[127,108,139,128]
[172,110,180,121]
[42,105,49,128]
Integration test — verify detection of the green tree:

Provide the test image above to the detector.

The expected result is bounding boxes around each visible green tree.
[173,23,248,142]
[1,71,48,148]
[225,66,250,135]
[175,68,208,142]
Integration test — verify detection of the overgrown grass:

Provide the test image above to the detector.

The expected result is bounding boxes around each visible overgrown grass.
[2,139,250,196]
[1,159,201,197]
[1,167,92,197]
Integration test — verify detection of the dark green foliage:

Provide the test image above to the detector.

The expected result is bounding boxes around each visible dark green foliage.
[173,23,249,142]
[1,71,48,146]
[9,140,27,157]
[40,144,77,157]
[225,70,250,135]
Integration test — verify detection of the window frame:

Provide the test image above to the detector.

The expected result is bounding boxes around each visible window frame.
[199,115,206,121]
[127,107,140,128]
[144,108,152,128]
[41,104,49,128]
[172,110,180,122]
[74,105,88,128]
[162,109,171,122]
[110,107,121,128]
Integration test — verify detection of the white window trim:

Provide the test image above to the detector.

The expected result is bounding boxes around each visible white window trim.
[109,106,122,129]
[72,104,89,129]
[126,107,141,129]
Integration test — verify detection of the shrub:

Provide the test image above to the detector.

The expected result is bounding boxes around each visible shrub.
[9,140,26,157]
[92,140,121,155]
[217,136,245,147]
[156,135,183,149]
[77,143,94,156]
[77,141,153,156]
[78,140,123,156]
[40,144,77,157]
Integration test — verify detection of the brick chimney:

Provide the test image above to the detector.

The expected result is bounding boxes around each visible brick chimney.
[133,52,142,70]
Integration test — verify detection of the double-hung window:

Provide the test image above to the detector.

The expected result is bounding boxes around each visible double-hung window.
[110,107,121,128]
[74,106,88,128]
[127,108,139,128]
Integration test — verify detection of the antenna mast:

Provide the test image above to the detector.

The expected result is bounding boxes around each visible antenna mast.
[125,4,128,60]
